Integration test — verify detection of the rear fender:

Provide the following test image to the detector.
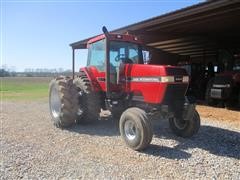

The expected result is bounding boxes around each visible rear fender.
[79,67,102,91]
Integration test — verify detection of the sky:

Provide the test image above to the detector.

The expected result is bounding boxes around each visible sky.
[1,0,203,72]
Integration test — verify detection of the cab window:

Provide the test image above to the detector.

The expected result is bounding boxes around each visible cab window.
[109,41,142,67]
[87,39,105,71]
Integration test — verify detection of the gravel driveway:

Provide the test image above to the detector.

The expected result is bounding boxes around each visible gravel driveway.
[1,100,240,179]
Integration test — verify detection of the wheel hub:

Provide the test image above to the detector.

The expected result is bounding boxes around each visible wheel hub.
[124,120,137,140]
[173,118,187,130]
[50,86,61,118]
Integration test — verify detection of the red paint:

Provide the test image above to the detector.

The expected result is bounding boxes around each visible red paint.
[81,64,188,104]
[87,33,142,45]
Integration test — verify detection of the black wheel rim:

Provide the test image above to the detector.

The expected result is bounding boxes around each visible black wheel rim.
[173,118,187,130]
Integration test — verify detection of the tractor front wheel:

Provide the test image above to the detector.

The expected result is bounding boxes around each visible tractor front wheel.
[119,107,153,151]
[169,110,200,138]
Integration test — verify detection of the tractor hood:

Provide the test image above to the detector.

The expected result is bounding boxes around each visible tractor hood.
[122,64,188,80]
[121,64,189,104]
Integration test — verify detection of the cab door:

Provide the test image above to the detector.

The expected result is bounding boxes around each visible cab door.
[109,44,124,93]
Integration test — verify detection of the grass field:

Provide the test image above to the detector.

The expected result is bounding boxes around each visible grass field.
[1,77,52,101]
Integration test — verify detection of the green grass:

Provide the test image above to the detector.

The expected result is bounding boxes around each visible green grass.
[1,77,52,101]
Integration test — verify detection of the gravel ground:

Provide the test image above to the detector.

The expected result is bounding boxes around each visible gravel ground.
[1,100,240,179]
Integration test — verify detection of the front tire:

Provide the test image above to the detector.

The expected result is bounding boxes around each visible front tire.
[119,107,153,151]
[169,110,200,138]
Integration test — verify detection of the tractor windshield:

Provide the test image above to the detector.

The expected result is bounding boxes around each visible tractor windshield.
[109,41,143,67]
[87,39,143,72]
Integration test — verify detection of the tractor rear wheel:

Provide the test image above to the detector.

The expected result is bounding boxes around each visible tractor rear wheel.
[73,76,101,124]
[49,76,79,128]
[119,107,153,151]
[169,110,200,138]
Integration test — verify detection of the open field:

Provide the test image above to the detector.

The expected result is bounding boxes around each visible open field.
[1,77,51,101]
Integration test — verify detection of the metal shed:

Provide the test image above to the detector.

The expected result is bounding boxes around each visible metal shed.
[71,0,240,62]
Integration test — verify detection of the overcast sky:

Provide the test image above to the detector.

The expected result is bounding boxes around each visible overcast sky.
[1,0,203,72]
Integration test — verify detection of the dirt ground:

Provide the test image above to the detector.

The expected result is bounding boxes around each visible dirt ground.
[196,105,240,128]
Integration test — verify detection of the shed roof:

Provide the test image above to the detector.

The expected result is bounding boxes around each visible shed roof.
[70,0,240,58]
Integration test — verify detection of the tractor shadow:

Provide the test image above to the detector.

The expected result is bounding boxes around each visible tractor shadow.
[67,119,120,137]
[152,119,240,160]
[67,119,191,160]
[142,144,191,160]
[67,118,240,160]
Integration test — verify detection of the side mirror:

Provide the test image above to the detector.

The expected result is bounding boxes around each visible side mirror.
[142,50,151,64]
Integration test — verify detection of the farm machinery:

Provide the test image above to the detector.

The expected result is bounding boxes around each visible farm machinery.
[49,27,200,150]
[205,51,240,108]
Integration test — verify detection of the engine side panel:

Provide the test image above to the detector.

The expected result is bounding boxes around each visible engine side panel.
[122,64,188,104]
[80,64,189,104]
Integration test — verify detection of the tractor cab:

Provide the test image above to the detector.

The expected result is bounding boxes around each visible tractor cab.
[86,33,144,94]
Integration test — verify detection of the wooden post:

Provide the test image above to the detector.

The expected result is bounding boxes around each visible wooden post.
[72,48,75,79]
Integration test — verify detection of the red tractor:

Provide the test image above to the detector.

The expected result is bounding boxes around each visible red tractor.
[49,27,200,151]
[205,51,240,108]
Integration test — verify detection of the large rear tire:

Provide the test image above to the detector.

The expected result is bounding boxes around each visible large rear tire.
[169,110,200,138]
[73,76,101,124]
[119,107,153,151]
[49,76,79,128]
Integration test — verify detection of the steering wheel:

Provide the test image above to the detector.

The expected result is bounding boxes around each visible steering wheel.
[115,54,133,64]
[115,54,126,62]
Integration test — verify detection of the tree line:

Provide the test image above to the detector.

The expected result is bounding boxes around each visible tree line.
[0,66,72,77]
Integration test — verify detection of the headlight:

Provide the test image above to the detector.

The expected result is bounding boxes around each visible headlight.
[160,76,175,83]
[183,76,189,83]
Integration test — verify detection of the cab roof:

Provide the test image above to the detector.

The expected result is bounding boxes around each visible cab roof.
[87,33,142,45]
